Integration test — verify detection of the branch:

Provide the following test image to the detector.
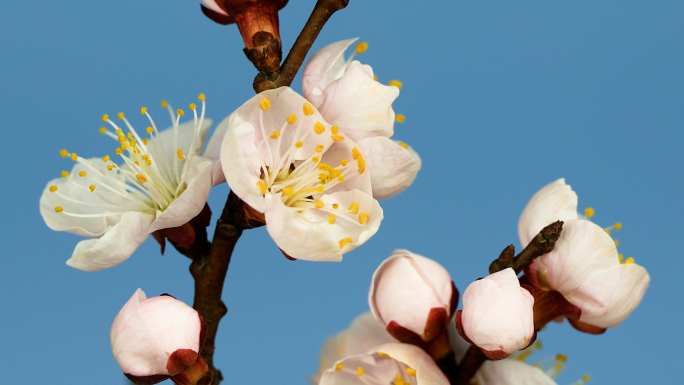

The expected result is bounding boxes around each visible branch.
[453,345,488,385]
[253,0,349,92]
[489,221,564,275]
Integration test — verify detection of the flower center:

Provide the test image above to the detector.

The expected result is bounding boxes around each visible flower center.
[50,95,207,219]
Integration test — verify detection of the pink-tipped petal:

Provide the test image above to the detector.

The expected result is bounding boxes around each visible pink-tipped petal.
[303,38,359,107]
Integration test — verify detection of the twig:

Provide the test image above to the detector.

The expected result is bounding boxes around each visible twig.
[512,220,563,274]
[453,345,488,385]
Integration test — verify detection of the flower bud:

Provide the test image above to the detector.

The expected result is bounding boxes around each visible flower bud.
[111,289,209,385]
[369,250,457,343]
[455,268,535,359]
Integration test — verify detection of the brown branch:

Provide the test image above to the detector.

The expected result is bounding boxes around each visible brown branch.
[453,345,488,385]
[512,220,563,274]
[253,0,349,92]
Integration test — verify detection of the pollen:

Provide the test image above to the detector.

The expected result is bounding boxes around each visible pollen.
[624,257,635,264]
[78,171,87,177]
[584,207,595,218]
[117,112,124,119]
[130,138,136,146]
[312,156,320,163]
[177,109,184,116]
[54,206,64,213]
[177,149,185,160]
[257,180,267,195]
[161,100,168,107]
[49,186,58,193]
[556,354,568,363]
[331,126,339,134]
[100,127,107,134]
[398,142,408,149]
[118,135,126,143]
[61,171,69,178]
[189,103,196,110]
[198,93,206,101]
[313,199,324,209]
[136,174,148,184]
[260,98,271,111]
[332,203,339,209]
[352,147,360,160]
[358,212,369,224]
[357,367,364,376]
[613,222,622,230]
[89,185,96,192]
[146,126,154,134]
[303,103,314,116]
[355,42,368,54]
[140,107,147,114]
[334,363,343,371]
[390,80,403,89]
[348,201,359,214]
[328,214,336,224]
[332,134,344,141]
[406,367,416,376]
[340,159,348,167]
[314,122,325,135]
[142,138,148,145]
[357,155,366,174]
[287,114,297,124]
[295,141,303,148]
[102,155,110,162]
[107,165,114,171]
[269,132,281,139]
[396,114,406,123]
[70,153,78,161]
[60,149,68,157]
[101,114,109,122]
[618,254,624,262]
[115,148,123,155]
[337,176,344,183]
[315,145,324,153]
[283,186,294,197]
[121,143,128,150]
[583,375,590,382]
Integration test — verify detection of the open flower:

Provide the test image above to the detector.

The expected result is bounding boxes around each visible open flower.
[518,179,650,332]
[318,343,448,385]
[456,268,536,360]
[369,250,457,343]
[475,360,558,385]
[218,87,382,261]
[111,289,211,385]
[40,96,215,271]
[302,38,421,199]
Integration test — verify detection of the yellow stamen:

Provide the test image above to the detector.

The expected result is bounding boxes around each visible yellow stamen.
[146,126,154,134]
[331,126,339,134]
[102,155,110,162]
[312,156,320,163]
[585,207,595,218]
[340,159,348,167]
[70,153,78,161]
[189,103,196,110]
[282,186,294,197]
[142,138,148,145]
[377,352,389,357]
[352,147,360,160]
[107,165,114,171]
[295,141,303,148]
[60,149,68,157]
[556,354,568,363]
[146,159,152,166]
[332,203,339,209]
[358,212,369,224]
[120,143,128,150]
[78,171,87,177]
[177,109,184,116]
[337,176,344,183]
[406,367,417,376]
[614,240,619,246]
[269,132,281,139]
[101,114,109,122]
[130,138,136,147]
[117,112,124,119]
[313,199,324,209]
[334,363,343,371]
[582,375,590,382]
[115,148,123,156]
[618,254,624,262]
[605,229,611,235]
[315,145,324,153]
[54,206,64,213]
[357,155,366,174]
[161,100,168,107]
[89,185,96,192]
[389,80,403,89]
[100,127,107,134]
[613,222,622,230]
[355,42,368,54]
[61,171,69,178]
[396,114,406,123]
[303,103,314,116]
[314,122,325,135]
[198,93,206,101]
[140,107,147,114]
[177,149,185,160]
[118,135,126,143]
[398,142,408,149]
[287,114,297,124]
[49,186,58,193]
[348,201,359,214]
[260,98,271,111]
[136,174,147,184]
[624,257,635,264]
[257,180,267,195]
[328,214,336,224]
[332,134,345,141]
[357,367,364,376]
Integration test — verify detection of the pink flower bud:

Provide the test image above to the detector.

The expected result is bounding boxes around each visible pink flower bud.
[111,289,207,384]
[455,268,535,359]
[369,250,457,343]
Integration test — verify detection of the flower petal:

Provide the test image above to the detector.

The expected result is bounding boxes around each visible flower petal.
[200,0,229,16]
[136,296,201,358]
[518,178,578,247]
[150,119,212,162]
[375,343,450,385]
[302,38,358,107]
[203,115,229,186]
[66,211,154,271]
[317,61,399,142]
[475,360,558,385]
[358,137,421,199]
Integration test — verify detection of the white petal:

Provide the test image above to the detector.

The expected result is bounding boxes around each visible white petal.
[375,343,450,385]
[147,157,213,233]
[319,352,412,385]
[476,360,558,385]
[317,61,399,142]
[264,189,382,261]
[359,137,421,199]
[66,211,154,271]
[203,114,229,186]
[151,119,212,162]
[136,295,201,356]
[201,0,229,16]
[518,178,578,247]
[303,38,359,107]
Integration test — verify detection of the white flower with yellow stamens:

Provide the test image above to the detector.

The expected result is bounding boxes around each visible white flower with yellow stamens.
[40,95,215,271]
[301,38,421,199]
[218,87,382,261]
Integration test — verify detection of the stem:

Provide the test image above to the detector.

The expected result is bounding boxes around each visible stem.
[253,0,349,92]
[453,345,488,385]
[513,220,563,274]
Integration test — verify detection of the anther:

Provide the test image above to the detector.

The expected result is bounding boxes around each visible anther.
[118,135,126,143]
[89,185,96,192]
[161,100,168,107]
[117,112,124,119]
[146,159,152,165]
[142,138,148,145]
[613,222,622,230]
[332,203,339,209]
[396,114,406,123]
[624,257,635,264]
[257,180,267,195]
[101,114,109,122]
[115,148,123,155]
[55,206,64,213]
[303,103,314,116]
[189,103,197,110]
[312,156,320,163]
[259,98,271,111]
[614,240,619,246]
[107,165,114,171]
[136,174,148,184]
[332,134,344,141]
[121,143,128,150]
[70,153,78,161]
[177,109,184,116]
[102,155,110,162]
[406,367,416,376]
[328,214,336,224]
[315,145,324,153]
[269,132,281,139]
[357,155,366,174]
[390,80,403,89]
[348,201,359,214]
[287,114,297,124]
[283,186,294,197]
[146,126,154,134]
[582,375,590,382]
[357,367,364,376]
[314,122,325,135]
[355,42,368,54]
[313,199,324,209]
[140,107,147,114]
[295,141,303,148]
[331,126,339,134]
[177,149,185,160]
[60,149,68,157]
[358,212,369,224]
[78,171,87,177]
[584,207,595,218]
[618,254,624,262]
[127,132,133,139]
[49,186,58,193]
[556,354,568,363]
[340,159,348,167]
[100,127,107,134]
[334,363,343,371]
[130,138,136,147]
[61,171,69,178]
[398,142,408,149]
[198,94,206,101]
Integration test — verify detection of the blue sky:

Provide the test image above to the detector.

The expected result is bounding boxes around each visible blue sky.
[1,1,681,384]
